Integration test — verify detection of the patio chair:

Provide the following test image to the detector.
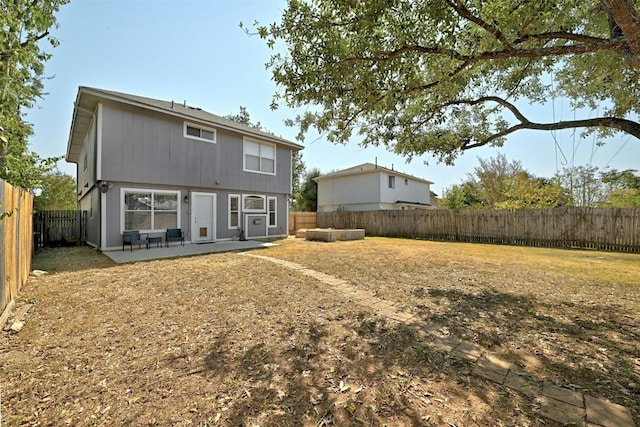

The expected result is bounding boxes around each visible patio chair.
[165,228,184,247]
[122,230,148,251]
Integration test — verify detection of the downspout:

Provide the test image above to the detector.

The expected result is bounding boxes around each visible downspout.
[96,103,107,250]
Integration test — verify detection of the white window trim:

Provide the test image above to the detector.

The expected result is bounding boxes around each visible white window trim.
[242,194,266,213]
[388,175,395,189]
[183,121,217,143]
[228,194,240,229]
[120,187,181,233]
[243,137,276,176]
[267,196,277,228]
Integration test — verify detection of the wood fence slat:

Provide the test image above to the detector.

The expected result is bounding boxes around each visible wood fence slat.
[1,180,34,313]
[34,210,87,246]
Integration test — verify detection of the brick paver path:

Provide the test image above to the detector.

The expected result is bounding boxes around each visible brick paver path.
[243,253,636,427]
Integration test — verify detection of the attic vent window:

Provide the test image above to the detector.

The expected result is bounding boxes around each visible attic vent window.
[184,122,216,143]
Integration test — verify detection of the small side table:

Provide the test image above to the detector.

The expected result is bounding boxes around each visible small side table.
[147,236,162,249]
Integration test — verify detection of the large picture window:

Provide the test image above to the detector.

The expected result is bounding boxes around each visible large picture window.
[229,194,240,228]
[122,189,179,231]
[243,139,275,174]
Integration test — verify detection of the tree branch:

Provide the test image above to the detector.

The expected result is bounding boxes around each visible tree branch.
[451,97,640,149]
[341,38,626,65]
[513,32,613,45]
[445,0,512,47]
[20,31,50,48]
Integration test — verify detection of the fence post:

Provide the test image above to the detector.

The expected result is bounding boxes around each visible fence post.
[0,182,5,311]
[15,189,21,303]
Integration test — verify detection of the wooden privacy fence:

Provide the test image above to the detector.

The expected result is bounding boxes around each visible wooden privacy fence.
[33,210,87,248]
[289,211,317,235]
[0,180,34,313]
[318,207,640,253]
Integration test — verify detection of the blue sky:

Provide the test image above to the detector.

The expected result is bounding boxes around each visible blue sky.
[26,0,639,195]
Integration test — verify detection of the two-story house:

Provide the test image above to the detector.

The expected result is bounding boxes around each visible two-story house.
[315,163,434,212]
[65,87,303,250]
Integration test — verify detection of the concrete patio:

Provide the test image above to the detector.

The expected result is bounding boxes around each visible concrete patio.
[104,240,277,264]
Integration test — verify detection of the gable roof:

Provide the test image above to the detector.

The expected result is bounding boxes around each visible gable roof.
[66,86,303,163]
[314,162,434,185]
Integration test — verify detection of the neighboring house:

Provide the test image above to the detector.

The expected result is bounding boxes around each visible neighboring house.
[315,163,434,212]
[65,87,303,250]
[429,191,442,209]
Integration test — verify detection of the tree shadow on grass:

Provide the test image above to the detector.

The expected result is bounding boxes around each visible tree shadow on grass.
[195,312,546,426]
[419,287,640,420]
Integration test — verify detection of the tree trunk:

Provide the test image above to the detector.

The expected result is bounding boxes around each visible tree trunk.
[602,0,640,59]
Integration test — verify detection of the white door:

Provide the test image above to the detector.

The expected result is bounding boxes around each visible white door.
[191,192,216,243]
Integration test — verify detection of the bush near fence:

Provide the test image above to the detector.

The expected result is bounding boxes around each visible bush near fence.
[1,180,34,313]
[318,207,640,253]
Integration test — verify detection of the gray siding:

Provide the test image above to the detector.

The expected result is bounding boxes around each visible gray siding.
[77,113,97,201]
[101,185,288,248]
[79,187,100,247]
[99,102,291,195]
[86,101,294,249]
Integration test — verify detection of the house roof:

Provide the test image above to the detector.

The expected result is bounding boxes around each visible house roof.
[65,86,303,163]
[394,200,432,207]
[314,162,434,185]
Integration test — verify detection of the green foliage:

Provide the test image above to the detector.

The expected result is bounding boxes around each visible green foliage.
[603,188,640,207]
[225,106,263,130]
[295,167,321,212]
[33,170,77,211]
[442,154,569,210]
[555,165,606,207]
[258,1,640,163]
[0,0,68,189]
[600,168,640,207]
[291,150,305,207]
[554,166,640,207]
[440,184,476,211]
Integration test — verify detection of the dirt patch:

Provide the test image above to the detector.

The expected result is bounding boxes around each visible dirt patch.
[1,240,638,425]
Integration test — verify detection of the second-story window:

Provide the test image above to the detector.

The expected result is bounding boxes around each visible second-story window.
[388,175,395,189]
[184,122,216,143]
[243,139,275,175]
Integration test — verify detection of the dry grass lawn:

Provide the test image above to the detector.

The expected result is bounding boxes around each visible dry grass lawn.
[1,238,638,426]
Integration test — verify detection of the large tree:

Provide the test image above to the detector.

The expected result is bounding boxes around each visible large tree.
[257,0,640,164]
[555,165,607,207]
[33,170,76,211]
[1,0,68,189]
[290,150,306,207]
[600,168,640,207]
[295,167,321,212]
[554,165,640,207]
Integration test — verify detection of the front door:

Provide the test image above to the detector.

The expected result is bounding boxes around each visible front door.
[191,192,216,243]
